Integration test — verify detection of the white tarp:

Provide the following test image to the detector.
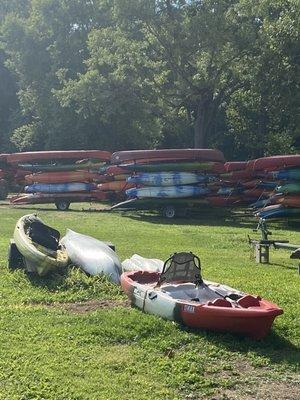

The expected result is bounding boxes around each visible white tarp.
[122,254,164,273]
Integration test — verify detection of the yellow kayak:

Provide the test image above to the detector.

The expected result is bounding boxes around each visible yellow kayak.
[13,214,69,276]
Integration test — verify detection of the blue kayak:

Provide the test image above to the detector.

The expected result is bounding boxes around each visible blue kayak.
[127,172,216,186]
[25,183,93,193]
[269,168,300,180]
[257,206,300,220]
[126,185,210,199]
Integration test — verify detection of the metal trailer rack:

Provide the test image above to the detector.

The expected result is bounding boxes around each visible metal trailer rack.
[249,218,300,274]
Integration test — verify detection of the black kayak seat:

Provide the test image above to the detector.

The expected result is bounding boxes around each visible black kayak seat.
[28,220,60,251]
[158,252,203,286]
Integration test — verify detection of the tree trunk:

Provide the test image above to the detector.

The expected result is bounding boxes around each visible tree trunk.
[194,101,208,148]
[194,95,217,148]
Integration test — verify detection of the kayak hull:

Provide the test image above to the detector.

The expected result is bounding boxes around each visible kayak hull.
[121,271,283,339]
[111,149,225,164]
[61,229,121,283]
[13,214,68,275]
[127,172,216,186]
[25,171,101,184]
[7,150,111,164]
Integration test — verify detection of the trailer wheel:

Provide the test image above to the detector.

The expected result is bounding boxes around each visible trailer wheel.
[55,201,70,211]
[8,240,24,270]
[162,205,176,219]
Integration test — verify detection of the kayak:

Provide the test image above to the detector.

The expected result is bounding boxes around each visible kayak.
[61,229,121,283]
[276,183,300,194]
[277,196,300,207]
[249,156,300,172]
[121,252,283,339]
[7,150,111,164]
[257,206,300,220]
[25,183,94,193]
[97,181,135,191]
[127,172,216,186]
[111,149,225,164]
[220,170,255,182]
[126,185,210,199]
[224,161,247,172]
[206,196,242,207]
[25,171,101,184]
[11,190,109,205]
[17,161,105,172]
[268,168,300,181]
[116,162,225,173]
[13,214,69,275]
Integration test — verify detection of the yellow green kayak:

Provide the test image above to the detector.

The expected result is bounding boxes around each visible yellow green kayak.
[13,214,69,276]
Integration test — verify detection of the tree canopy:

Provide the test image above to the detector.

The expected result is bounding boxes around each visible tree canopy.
[0,0,299,159]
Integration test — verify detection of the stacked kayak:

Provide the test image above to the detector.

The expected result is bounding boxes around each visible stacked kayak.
[9,150,112,209]
[121,252,283,339]
[252,158,300,220]
[110,149,227,203]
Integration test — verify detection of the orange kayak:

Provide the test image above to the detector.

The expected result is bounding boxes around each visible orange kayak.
[25,171,101,184]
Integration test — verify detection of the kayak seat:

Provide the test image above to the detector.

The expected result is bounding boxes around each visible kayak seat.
[28,221,60,251]
[207,298,232,308]
[158,252,203,286]
[237,295,261,308]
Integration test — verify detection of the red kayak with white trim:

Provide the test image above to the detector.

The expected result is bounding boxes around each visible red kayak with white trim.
[121,252,283,339]
[111,149,225,164]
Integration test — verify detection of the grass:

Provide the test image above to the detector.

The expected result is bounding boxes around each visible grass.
[0,202,299,399]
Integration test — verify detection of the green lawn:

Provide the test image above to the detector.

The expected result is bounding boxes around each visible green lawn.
[0,203,299,399]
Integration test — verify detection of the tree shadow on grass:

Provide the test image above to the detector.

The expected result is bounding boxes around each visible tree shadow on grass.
[181,325,300,369]
[119,211,258,229]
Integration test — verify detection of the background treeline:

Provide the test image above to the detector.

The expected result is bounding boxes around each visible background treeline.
[0,0,299,160]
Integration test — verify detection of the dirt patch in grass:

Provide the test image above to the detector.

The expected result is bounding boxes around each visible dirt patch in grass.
[215,380,300,400]
[48,299,131,314]
[193,359,300,400]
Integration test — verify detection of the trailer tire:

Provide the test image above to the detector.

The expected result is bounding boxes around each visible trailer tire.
[162,205,176,219]
[55,200,70,211]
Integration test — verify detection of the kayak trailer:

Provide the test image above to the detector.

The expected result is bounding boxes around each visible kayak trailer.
[110,198,210,218]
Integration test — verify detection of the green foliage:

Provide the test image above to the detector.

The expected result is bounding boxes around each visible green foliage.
[0,0,299,157]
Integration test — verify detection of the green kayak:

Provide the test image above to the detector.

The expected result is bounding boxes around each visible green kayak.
[13,214,69,275]
[276,183,300,194]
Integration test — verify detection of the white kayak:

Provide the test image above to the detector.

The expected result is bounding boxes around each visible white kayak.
[126,185,210,199]
[61,229,121,283]
[127,172,216,186]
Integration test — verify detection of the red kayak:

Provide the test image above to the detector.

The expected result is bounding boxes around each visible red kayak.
[206,195,242,207]
[224,161,247,172]
[97,181,135,192]
[7,150,111,164]
[220,170,255,182]
[248,156,300,172]
[25,171,102,184]
[121,252,283,339]
[111,149,225,164]
[277,196,300,207]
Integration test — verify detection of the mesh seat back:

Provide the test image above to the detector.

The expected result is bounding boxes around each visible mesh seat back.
[158,252,202,285]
